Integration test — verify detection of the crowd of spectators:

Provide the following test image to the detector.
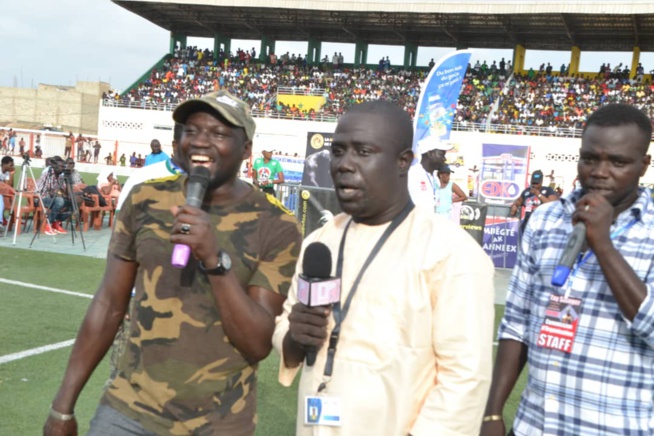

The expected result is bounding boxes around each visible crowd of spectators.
[104,46,654,135]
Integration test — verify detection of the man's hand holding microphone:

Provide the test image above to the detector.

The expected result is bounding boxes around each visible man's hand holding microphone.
[284,242,340,368]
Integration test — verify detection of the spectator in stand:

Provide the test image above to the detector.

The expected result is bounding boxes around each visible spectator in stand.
[1,132,7,154]
[8,130,16,155]
[129,152,137,167]
[64,132,73,159]
[93,140,102,163]
[144,139,169,166]
[109,51,654,137]
[35,134,42,158]
[18,137,25,155]
[76,134,85,161]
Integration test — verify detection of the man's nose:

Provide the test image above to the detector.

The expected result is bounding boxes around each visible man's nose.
[589,160,610,177]
[333,150,355,172]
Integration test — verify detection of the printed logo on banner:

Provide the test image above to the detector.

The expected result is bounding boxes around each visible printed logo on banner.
[480,180,521,200]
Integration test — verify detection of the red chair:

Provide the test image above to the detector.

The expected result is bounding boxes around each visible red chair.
[6,193,38,235]
[80,194,114,231]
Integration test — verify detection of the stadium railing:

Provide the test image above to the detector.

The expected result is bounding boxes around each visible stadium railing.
[277,86,326,96]
[101,100,590,137]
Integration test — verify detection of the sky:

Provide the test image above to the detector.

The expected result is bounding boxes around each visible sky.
[4,0,652,93]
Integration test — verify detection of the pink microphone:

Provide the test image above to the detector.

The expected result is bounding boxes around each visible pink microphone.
[171,166,210,268]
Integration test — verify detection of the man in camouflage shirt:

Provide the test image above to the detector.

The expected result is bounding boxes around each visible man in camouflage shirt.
[44,90,302,436]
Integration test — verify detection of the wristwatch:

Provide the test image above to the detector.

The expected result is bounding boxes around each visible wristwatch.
[199,250,232,275]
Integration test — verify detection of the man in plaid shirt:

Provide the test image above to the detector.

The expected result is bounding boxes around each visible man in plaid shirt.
[36,156,71,235]
[483,104,654,435]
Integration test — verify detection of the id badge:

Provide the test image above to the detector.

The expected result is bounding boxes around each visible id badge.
[537,293,582,353]
[305,396,342,426]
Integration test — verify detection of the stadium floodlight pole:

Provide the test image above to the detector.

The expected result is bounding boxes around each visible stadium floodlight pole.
[4,154,55,245]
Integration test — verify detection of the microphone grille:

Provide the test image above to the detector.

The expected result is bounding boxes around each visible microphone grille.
[189,166,210,187]
[302,242,332,278]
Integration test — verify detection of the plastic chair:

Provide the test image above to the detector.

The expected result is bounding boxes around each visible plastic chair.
[80,194,114,231]
[6,193,38,235]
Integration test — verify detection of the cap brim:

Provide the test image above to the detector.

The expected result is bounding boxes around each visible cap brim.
[173,100,220,124]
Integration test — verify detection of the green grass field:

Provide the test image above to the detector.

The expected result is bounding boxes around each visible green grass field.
[0,246,526,435]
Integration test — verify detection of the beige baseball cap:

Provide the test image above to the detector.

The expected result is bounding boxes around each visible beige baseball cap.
[173,90,256,140]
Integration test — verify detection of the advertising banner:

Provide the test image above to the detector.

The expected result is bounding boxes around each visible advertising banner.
[413,49,472,153]
[459,202,488,246]
[479,144,530,205]
[482,214,520,269]
[297,186,341,237]
[302,132,334,188]
[274,155,305,184]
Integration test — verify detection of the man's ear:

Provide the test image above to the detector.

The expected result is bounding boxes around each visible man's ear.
[641,154,651,177]
[397,147,413,175]
[242,140,253,160]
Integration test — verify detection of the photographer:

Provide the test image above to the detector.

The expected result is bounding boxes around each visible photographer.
[509,170,558,234]
[36,156,71,235]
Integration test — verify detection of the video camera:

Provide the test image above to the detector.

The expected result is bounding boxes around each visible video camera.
[22,153,31,164]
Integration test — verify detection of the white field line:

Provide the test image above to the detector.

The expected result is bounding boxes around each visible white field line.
[0,278,90,365]
[0,278,92,299]
[0,340,75,364]
[0,278,501,364]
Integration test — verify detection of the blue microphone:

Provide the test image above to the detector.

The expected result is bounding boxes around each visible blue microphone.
[551,222,586,287]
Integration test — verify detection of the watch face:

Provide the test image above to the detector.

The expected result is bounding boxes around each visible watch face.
[220,251,232,271]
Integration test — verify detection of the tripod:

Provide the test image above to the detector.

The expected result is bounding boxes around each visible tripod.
[29,169,86,250]
[4,156,53,245]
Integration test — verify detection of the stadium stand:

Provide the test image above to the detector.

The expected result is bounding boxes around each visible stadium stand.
[106,48,654,138]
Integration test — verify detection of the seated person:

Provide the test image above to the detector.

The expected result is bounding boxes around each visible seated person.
[36,156,72,235]
[97,168,121,203]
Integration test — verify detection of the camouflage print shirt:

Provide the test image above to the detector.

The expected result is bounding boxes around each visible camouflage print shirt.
[101,174,301,436]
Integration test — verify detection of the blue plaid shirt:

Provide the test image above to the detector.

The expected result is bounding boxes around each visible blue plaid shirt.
[499,187,654,435]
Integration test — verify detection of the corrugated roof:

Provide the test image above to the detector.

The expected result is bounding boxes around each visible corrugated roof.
[113,0,654,51]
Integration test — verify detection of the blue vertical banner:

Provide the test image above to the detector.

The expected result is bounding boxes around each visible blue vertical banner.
[483,216,520,269]
[413,50,472,153]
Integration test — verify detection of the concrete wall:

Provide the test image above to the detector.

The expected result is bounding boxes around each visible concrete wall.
[0,81,109,134]
[96,105,654,191]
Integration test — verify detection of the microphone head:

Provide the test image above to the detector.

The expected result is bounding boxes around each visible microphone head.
[189,166,210,188]
[302,242,332,278]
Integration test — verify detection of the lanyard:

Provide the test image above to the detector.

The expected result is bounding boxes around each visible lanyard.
[167,159,185,174]
[564,218,638,298]
[317,201,414,393]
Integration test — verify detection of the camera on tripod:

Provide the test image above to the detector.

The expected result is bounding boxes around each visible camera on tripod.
[63,168,72,177]
[22,153,31,164]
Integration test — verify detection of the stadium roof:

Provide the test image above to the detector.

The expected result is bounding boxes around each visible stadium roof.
[113,0,654,51]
